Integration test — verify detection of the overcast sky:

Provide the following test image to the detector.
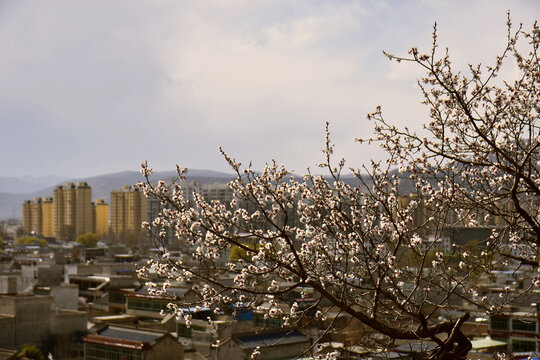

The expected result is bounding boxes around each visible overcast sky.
[0,0,538,178]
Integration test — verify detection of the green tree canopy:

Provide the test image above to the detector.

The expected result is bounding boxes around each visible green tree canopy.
[76,232,99,248]
[0,224,7,239]
[14,236,48,247]
[229,244,251,262]
[18,344,45,360]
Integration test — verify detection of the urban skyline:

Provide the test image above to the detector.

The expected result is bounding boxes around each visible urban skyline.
[1,2,540,359]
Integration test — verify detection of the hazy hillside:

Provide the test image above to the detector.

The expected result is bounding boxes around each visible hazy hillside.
[0,169,417,221]
[0,192,27,220]
[0,175,67,193]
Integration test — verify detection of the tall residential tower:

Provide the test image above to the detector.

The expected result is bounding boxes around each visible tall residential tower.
[53,182,93,240]
[110,186,147,237]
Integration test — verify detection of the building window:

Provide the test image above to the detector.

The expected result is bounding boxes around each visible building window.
[512,339,536,352]
[108,291,126,304]
[253,313,282,328]
[178,324,192,338]
[127,297,169,312]
[512,319,537,332]
[85,343,142,360]
[490,317,509,331]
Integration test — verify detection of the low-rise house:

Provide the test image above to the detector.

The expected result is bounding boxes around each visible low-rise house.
[176,307,264,357]
[125,293,171,319]
[0,294,53,349]
[69,273,138,303]
[83,325,183,360]
[215,329,311,360]
[489,309,540,353]
[34,283,79,310]
[0,293,87,355]
[124,286,196,319]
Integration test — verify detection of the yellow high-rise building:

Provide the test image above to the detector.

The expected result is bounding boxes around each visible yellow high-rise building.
[62,183,76,234]
[75,182,93,235]
[53,185,65,239]
[22,183,98,240]
[94,199,109,236]
[21,200,32,234]
[53,182,93,240]
[110,186,147,236]
[42,197,54,238]
[30,198,43,235]
[21,197,53,237]
[110,190,125,236]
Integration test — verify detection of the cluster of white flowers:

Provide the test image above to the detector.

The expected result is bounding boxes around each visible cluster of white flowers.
[136,18,540,360]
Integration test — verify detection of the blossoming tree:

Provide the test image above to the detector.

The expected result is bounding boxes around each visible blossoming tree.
[138,17,539,360]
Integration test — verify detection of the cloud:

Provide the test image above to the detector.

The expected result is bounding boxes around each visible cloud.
[0,0,538,177]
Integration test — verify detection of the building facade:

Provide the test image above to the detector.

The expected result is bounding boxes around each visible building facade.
[83,325,183,360]
[110,186,147,237]
[42,197,54,237]
[489,310,540,353]
[21,200,32,234]
[53,182,94,239]
[21,197,54,237]
[93,199,109,236]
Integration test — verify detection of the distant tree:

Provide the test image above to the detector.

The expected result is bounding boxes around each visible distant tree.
[14,236,47,247]
[139,16,539,360]
[15,227,24,238]
[0,223,7,239]
[76,232,99,248]
[18,344,45,360]
[0,235,3,250]
[229,244,251,262]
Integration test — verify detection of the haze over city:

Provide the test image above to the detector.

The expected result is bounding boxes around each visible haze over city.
[1,0,538,179]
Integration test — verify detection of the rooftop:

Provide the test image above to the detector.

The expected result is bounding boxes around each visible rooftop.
[98,325,165,345]
[235,330,309,349]
[84,334,150,351]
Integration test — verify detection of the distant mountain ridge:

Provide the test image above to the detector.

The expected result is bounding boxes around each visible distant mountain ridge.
[0,169,235,220]
[0,175,67,194]
[0,168,417,221]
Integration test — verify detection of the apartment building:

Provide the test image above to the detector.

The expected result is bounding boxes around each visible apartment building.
[53,182,93,239]
[93,199,109,236]
[21,197,54,237]
[21,200,32,234]
[110,186,147,236]
[41,197,54,237]
[22,182,107,240]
